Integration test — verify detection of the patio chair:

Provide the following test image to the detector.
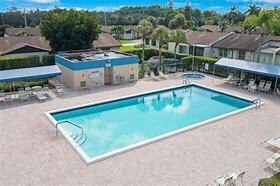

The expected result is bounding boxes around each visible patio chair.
[36,90,47,102]
[25,86,34,98]
[243,79,255,90]
[43,84,49,94]
[247,83,257,92]
[18,90,29,102]
[276,88,280,96]
[158,71,168,79]
[228,171,245,186]
[259,81,272,93]
[263,153,280,172]
[263,137,280,150]
[150,72,160,81]
[257,80,266,91]
[4,93,13,103]
[0,89,4,102]
[225,74,235,84]
[215,176,234,186]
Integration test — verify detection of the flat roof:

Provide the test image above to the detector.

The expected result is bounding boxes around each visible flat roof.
[58,50,133,62]
[0,65,61,83]
[215,58,280,78]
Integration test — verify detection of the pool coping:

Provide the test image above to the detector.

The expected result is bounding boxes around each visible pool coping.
[44,83,263,165]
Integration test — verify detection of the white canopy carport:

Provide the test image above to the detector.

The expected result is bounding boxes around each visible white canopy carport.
[214,58,280,91]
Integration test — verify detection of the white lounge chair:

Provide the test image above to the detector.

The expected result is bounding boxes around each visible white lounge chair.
[264,137,280,150]
[43,84,49,94]
[263,153,280,172]
[215,176,234,186]
[36,91,47,101]
[158,71,168,79]
[276,88,280,96]
[4,93,12,103]
[257,80,266,91]
[247,83,257,92]
[18,90,29,102]
[150,72,160,81]
[225,74,234,84]
[0,89,4,102]
[243,79,255,90]
[228,171,245,186]
[259,81,272,93]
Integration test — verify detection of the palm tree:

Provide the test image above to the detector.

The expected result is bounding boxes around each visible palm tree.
[228,5,238,25]
[219,20,229,32]
[112,25,124,40]
[136,19,154,61]
[169,29,187,60]
[245,5,261,16]
[151,26,169,69]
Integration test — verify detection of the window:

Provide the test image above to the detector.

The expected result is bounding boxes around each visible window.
[151,39,156,46]
[145,38,150,45]
[219,49,228,57]
[189,46,194,55]
[179,45,187,53]
[238,51,246,60]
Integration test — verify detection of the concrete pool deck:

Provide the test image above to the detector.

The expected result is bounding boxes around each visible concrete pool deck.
[0,73,279,185]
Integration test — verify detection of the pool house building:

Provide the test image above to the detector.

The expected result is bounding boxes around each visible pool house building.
[55,50,139,90]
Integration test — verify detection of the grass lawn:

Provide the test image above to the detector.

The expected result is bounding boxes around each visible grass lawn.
[119,45,139,52]
[259,173,280,186]
[119,39,138,44]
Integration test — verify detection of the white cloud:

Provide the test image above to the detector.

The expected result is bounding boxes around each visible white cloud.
[93,5,127,12]
[25,0,58,4]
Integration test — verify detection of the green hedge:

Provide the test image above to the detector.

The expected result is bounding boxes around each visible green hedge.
[258,172,280,186]
[42,54,55,66]
[0,79,49,92]
[0,54,55,70]
[0,55,40,70]
[124,48,188,61]
[181,56,227,76]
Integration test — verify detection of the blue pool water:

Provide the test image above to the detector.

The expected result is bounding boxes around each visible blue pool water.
[52,85,252,159]
[182,73,205,80]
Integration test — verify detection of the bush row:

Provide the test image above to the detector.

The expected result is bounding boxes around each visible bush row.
[181,56,227,76]
[0,54,55,70]
[0,79,49,92]
[124,48,189,61]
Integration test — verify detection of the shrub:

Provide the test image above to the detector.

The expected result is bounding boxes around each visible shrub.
[41,54,55,66]
[258,173,280,186]
[0,78,49,92]
[124,48,188,61]
[0,55,40,70]
[180,56,226,75]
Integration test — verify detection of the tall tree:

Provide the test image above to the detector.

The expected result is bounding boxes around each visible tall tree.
[112,25,124,39]
[136,19,154,61]
[219,20,229,32]
[126,15,134,25]
[169,29,187,59]
[147,16,157,28]
[40,9,100,51]
[168,13,187,29]
[151,26,169,68]
[246,5,261,16]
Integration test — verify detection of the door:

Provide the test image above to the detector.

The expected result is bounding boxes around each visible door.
[104,67,113,85]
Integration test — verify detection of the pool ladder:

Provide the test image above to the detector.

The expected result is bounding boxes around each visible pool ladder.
[253,98,262,109]
[56,121,87,146]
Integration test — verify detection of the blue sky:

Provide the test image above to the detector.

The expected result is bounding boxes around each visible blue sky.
[1,0,280,12]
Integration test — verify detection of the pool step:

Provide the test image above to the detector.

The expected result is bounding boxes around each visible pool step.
[70,131,87,146]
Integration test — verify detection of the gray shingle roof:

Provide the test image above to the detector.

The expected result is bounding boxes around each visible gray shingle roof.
[5,27,42,36]
[92,33,121,48]
[0,36,51,55]
[212,34,280,51]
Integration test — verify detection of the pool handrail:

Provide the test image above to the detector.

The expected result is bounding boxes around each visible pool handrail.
[56,121,85,145]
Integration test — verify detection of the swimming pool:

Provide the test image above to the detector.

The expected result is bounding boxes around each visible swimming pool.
[46,84,255,164]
